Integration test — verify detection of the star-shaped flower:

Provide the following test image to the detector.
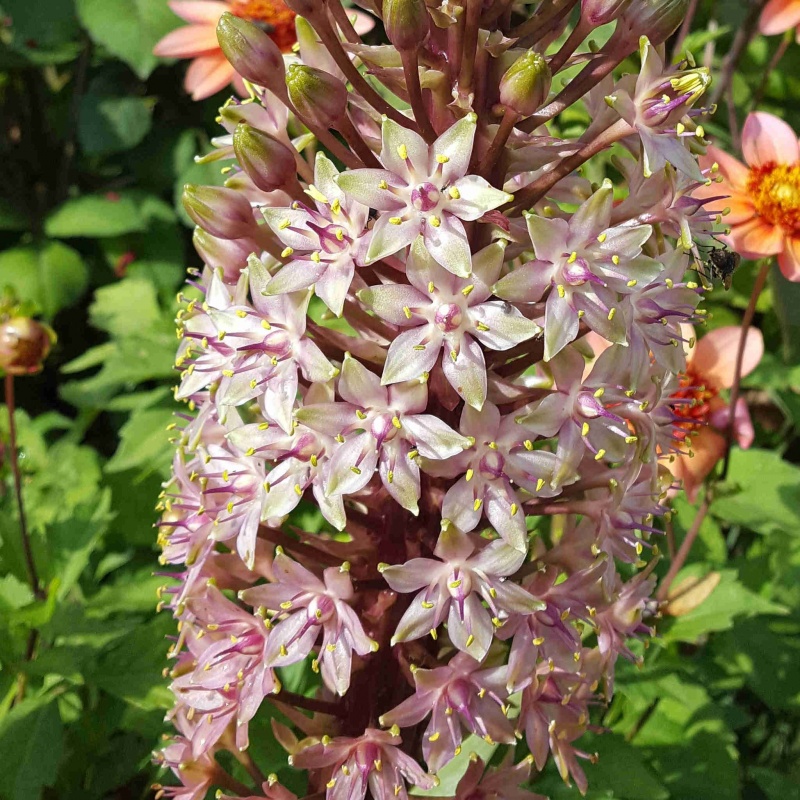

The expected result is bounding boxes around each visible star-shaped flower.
[358,239,540,410]
[337,114,513,276]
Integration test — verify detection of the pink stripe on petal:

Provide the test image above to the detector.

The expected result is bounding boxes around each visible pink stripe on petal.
[185,53,236,100]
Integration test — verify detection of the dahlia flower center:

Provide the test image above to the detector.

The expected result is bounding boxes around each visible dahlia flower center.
[747,162,800,232]
[434,302,463,332]
[671,369,718,431]
[411,182,441,212]
[230,0,297,52]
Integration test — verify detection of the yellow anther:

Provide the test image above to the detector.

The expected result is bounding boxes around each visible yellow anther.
[430,216,441,228]
[397,144,408,160]
[389,217,403,225]
[281,247,294,258]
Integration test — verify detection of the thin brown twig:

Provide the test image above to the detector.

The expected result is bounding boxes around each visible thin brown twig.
[656,489,712,602]
[720,259,771,480]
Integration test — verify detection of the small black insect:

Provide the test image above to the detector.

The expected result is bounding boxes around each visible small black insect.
[695,241,741,290]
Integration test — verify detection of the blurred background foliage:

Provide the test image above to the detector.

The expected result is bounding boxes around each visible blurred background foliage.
[0,0,798,798]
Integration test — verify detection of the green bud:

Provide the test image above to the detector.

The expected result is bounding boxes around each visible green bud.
[216,12,285,93]
[616,0,690,46]
[499,50,552,118]
[286,64,348,129]
[383,0,430,51]
[233,124,298,193]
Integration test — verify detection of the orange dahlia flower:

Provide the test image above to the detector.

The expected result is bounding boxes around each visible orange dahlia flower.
[669,325,764,503]
[154,0,297,100]
[696,112,800,281]
[760,0,800,38]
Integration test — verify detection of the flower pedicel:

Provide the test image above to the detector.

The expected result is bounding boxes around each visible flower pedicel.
[151,1,742,798]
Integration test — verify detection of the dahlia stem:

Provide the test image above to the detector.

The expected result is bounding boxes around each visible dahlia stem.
[750,28,793,112]
[709,0,769,107]
[508,118,634,213]
[401,49,437,143]
[656,488,712,603]
[5,375,42,600]
[720,259,771,480]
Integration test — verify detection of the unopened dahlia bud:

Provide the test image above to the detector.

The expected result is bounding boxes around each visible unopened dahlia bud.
[216,12,286,93]
[581,0,631,25]
[383,0,429,51]
[500,50,552,118]
[285,64,347,129]
[232,124,298,192]
[182,184,256,239]
[0,317,54,375]
[616,0,690,45]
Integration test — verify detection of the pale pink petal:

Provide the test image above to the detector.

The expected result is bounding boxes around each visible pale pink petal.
[185,53,236,100]
[742,112,800,167]
[153,24,221,57]
[732,397,756,449]
[350,10,376,35]
[168,0,229,24]
[760,0,800,34]
[731,216,785,258]
[691,325,764,389]
[778,235,800,281]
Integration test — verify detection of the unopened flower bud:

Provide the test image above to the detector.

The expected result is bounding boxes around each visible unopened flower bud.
[193,228,259,280]
[499,50,552,118]
[581,0,631,26]
[285,64,348,129]
[0,317,54,375]
[216,12,286,94]
[233,124,298,193]
[616,0,690,46]
[383,0,429,51]
[282,0,322,17]
[183,184,256,240]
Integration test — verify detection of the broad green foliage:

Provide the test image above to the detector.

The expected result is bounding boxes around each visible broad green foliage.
[0,0,799,797]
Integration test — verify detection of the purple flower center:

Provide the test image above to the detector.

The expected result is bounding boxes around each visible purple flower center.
[307,594,336,624]
[370,413,398,446]
[562,256,595,286]
[411,182,441,212]
[313,223,351,255]
[479,450,505,479]
[434,303,463,332]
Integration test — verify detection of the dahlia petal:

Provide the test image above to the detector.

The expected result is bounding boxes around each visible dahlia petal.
[700,145,751,193]
[168,0,229,24]
[691,325,764,389]
[763,0,800,33]
[742,111,800,166]
[669,426,726,504]
[731,216,785,257]
[153,24,221,57]
[778,236,800,281]
[184,53,235,101]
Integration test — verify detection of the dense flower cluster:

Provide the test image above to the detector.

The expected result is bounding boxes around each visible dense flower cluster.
[153,0,732,798]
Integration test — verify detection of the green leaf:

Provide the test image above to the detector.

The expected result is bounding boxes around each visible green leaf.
[45,192,174,238]
[106,405,175,475]
[0,198,27,231]
[659,566,786,644]
[749,767,800,800]
[0,574,34,611]
[75,0,181,79]
[0,0,81,64]
[711,449,800,535]
[0,692,64,800]
[78,80,155,156]
[0,242,88,318]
